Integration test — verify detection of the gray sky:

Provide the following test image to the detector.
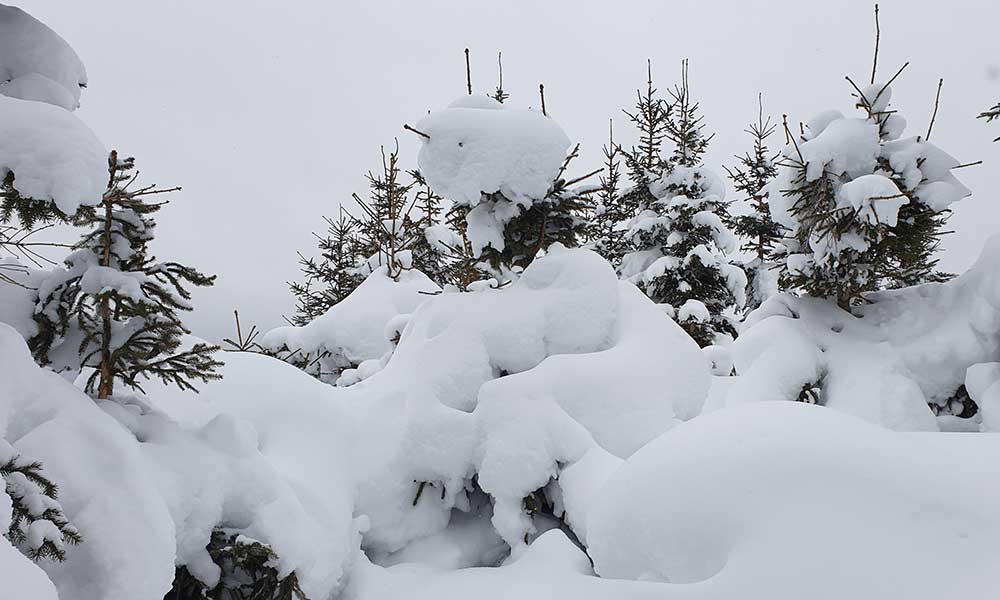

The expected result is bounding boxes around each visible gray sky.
[18,0,1000,340]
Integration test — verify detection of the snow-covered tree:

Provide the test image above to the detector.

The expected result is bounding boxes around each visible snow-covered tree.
[288,208,365,326]
[31,151,222,399]
[620,62,745,346]
[411,93,595,282]
[725,94,783,313]
[769,74,971,309]
[589,120,633,268]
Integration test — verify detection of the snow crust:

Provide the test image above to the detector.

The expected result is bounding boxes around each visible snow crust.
[0,4,87,110]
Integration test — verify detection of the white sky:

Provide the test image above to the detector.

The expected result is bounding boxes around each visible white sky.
[17,0,1000,340]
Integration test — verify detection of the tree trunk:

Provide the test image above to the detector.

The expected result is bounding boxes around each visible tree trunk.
[97,180,115,399]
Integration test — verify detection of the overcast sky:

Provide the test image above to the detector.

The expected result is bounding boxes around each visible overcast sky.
[19,0,1000,340]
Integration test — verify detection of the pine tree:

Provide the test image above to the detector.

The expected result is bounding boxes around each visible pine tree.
[288,209,365,326]
[979,101,1000,142]
[725,94,783,312]
[589,120,632,268]
[621,62,745,346]
[772,68,969,309]
[404,170,453,287]
[475,144,596,275]
[351,142,417,280]
[31,151,222,399]
[618,60,670,229]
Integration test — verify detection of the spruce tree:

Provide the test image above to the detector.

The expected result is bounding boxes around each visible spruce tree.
[351,142,416,280]
[771,69,969,309]
[32,151,222,399]
[475,144,596,275]
[725,94,783,312]
[618,60,670,232]
[288,208,365,326]
[589,120,632,269]
[621,61,745,346]
[404,170,453,287]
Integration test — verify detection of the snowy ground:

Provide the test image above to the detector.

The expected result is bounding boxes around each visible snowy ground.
[4,245,1000,599]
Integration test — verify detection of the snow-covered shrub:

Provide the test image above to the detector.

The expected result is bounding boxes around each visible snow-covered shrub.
[728,234,1000,431]
[1,441,81,562]
[413,94,592,277]
[261,266,438,383]
[770,82,970,307]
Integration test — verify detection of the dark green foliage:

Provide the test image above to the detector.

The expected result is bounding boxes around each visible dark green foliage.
[589,120,633,268]
[725,95,783,311]
[664,60,712,168]
[620,60,670,214]
[979,101,1000,142]
[1,171,72,231]
[166,530,306,600]
[2,452,82,562]
[405,170,452,287]
[476,145,596,275]
[288,209,365,326]
[31,151,222,399]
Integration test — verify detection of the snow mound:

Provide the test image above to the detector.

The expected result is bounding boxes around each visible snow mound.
[0,4,87,110]
[260,266,439,382]
[339,246,708,554]
[725,235,1000,429]
[415,98,570,207]
[0,96,106,214]
[588,402,1000,598]
[0,326,362,599]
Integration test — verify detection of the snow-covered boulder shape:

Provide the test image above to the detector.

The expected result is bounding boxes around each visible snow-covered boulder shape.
[725,234,1000,430]
[0,96,106,214]
[0,325,362,599]
[587,402,1000,598]
[260,266,439,383]
[0,323,176,599]
[342,245,709,553]
[0,4,88,110]
[414,95,571,257]
[415,95,569,207]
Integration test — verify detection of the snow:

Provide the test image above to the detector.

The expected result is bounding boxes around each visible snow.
[260,266,439,382]
[0,4,87,110]
[588,402,1000,597]
[415,97,569,209]
[839,173,908,226]
[0,95,107,214]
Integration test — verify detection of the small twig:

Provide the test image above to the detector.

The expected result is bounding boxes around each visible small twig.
[539,83,547,116]
[871,3,880,85]
[403,123,430,140]
[951,160,983,170]
[465,48,472,95]
[926,78,943,141]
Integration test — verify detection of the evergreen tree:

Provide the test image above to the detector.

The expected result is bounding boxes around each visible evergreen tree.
[771,70,969,309]
[621,62,745,346]
[589,120,632,268]
[288,209,365,326]
[725,94,783,312]
[31,151,222,399]
[475,144,596,275]
[979,101,1000,142]
[618,60,670,230]
[404,170,453,287]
